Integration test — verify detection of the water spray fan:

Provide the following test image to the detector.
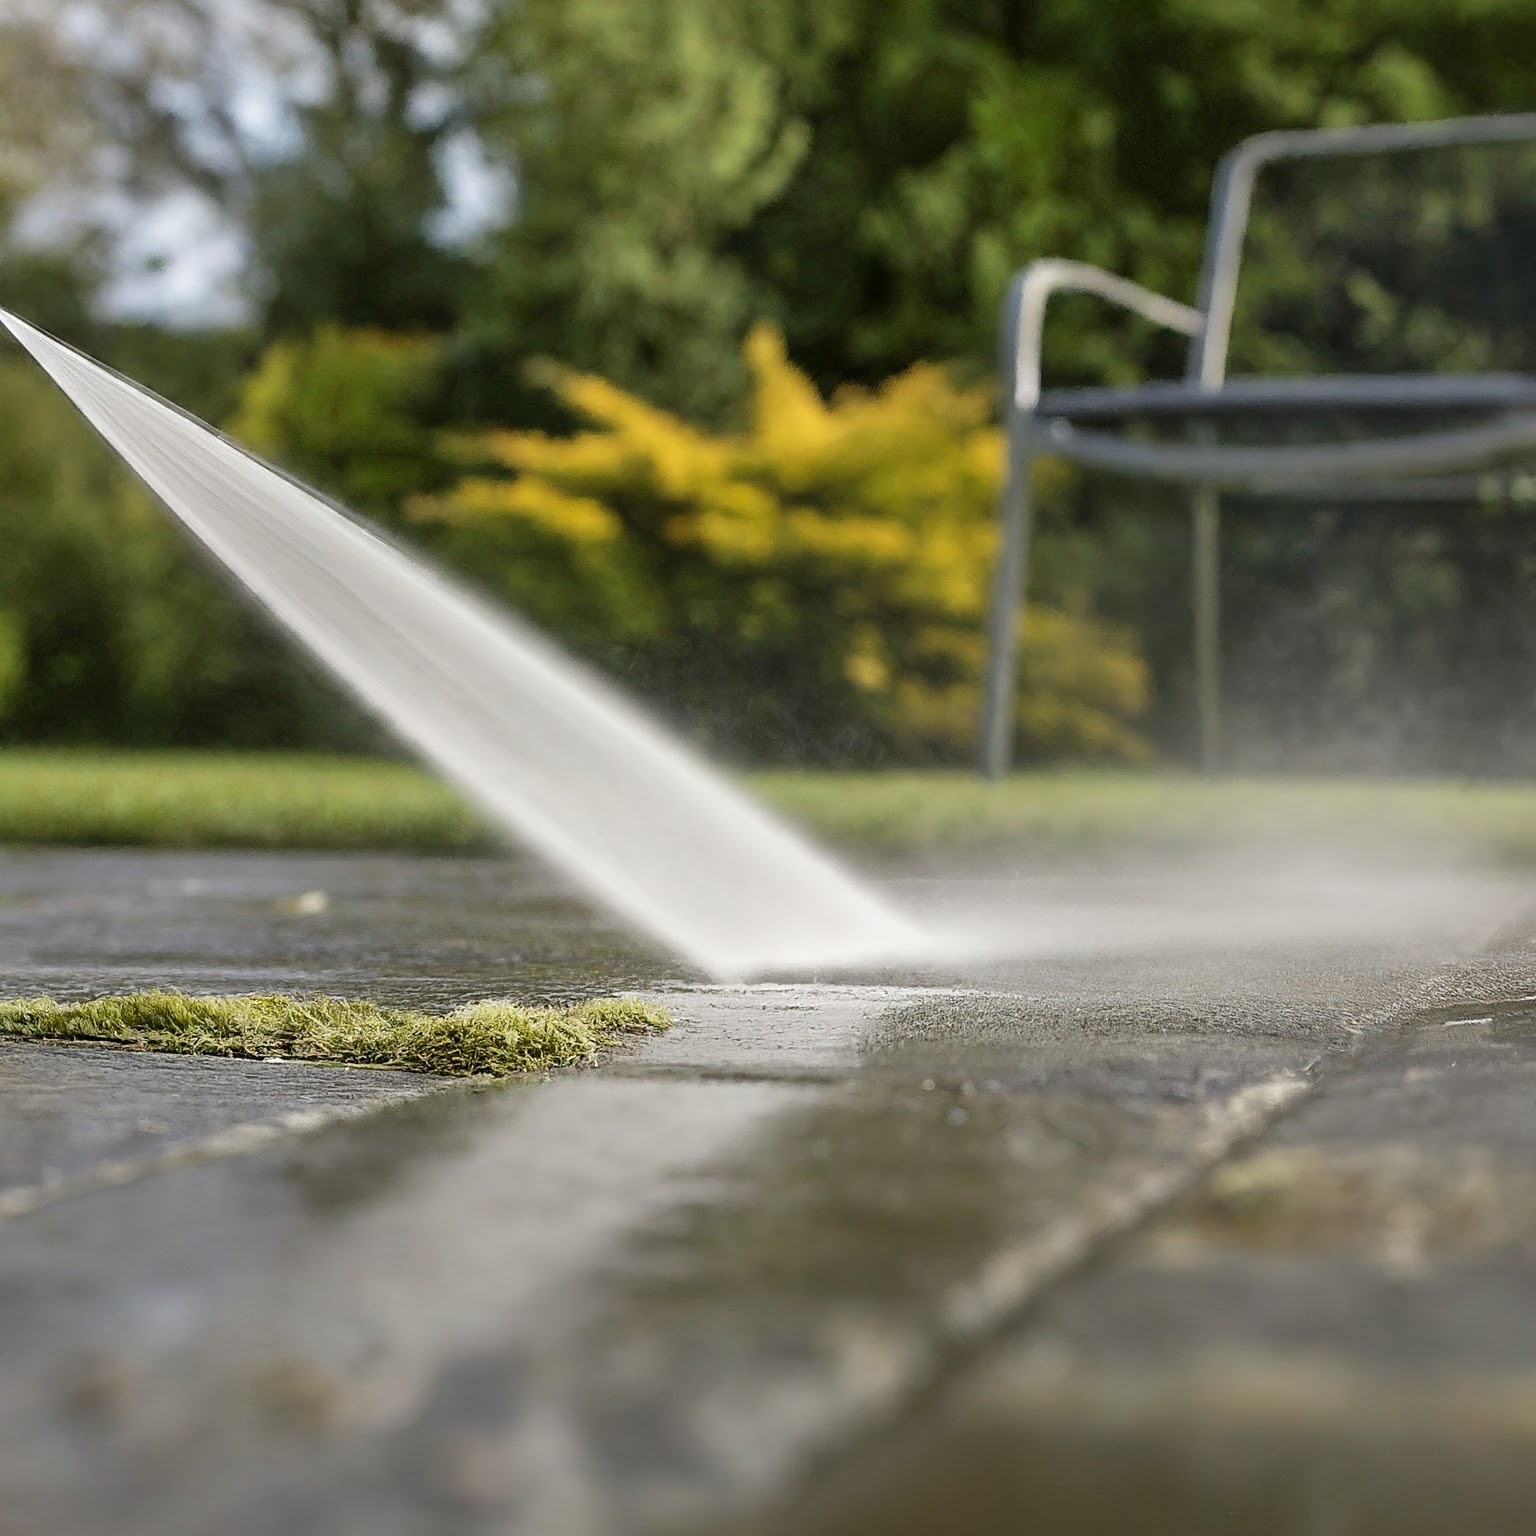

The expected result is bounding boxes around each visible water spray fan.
[0,310,925,980]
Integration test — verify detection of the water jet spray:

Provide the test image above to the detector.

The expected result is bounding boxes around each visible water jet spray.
[0,310,929,981]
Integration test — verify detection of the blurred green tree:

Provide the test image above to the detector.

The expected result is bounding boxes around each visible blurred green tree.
[0,0,483,334]
[0,354,369,748]
[471,0,1536,403]
[246,3,477,335]
[5,0,1536,766]
[466,0,810,423]
[229,325,448,515]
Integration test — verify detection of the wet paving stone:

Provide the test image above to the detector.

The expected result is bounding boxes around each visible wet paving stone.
[0,848,1531,1535]
[0,847,675,1006]
[744,934,1536,1536]
[0,1042,450,1200]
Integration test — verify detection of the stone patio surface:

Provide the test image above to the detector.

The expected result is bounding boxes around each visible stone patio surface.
[2,845,1535,1535]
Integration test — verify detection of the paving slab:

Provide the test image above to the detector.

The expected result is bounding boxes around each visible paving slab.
[0,847,1531,1535]
[0,847,671,1005]
[739,928,1536,1536]
[0,1043,451,1209]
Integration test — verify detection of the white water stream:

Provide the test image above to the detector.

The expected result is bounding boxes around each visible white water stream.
[0,310,928,979]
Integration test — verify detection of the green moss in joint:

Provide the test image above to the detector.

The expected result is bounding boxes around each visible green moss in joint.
[0,990,672,1077]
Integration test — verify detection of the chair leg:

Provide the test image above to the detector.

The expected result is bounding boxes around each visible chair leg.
[979,420,1036,779]
[1191,488,1223,773]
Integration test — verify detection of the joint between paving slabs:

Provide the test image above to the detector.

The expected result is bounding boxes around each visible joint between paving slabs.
[0,1078,472,1224]
[759,934,1535,1509]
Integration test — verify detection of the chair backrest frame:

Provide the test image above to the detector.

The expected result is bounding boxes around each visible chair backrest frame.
[1186,113,1536,390]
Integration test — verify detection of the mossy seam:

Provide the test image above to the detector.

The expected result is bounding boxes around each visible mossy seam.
[0,990,672,1077]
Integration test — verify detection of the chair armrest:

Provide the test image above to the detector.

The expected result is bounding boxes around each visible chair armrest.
[1009,259,1204,413]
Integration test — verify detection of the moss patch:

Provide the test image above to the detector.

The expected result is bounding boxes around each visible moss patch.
[0,990,672,1077]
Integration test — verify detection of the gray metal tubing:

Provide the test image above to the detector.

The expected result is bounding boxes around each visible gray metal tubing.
[1041,373,1536,422]
[1188,113,1536,387]
[979,418,1036,778]
[1011,258,1204,413]
[981,260,1204,777]
[985,115,1536,777]
[1191,489,1222,772]
[1043,410,1536,489]
[1167,116,1536,764]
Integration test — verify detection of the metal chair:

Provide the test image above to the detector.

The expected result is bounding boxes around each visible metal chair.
[979,113,1536,778]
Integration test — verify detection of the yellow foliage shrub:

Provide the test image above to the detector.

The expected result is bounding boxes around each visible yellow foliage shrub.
[417,325,1150,763]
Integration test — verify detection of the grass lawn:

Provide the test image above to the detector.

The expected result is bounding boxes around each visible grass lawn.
[750,769,1536,864]
[1,748,1536,863]
[0,990,672,1076]
[0,750,488,850]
